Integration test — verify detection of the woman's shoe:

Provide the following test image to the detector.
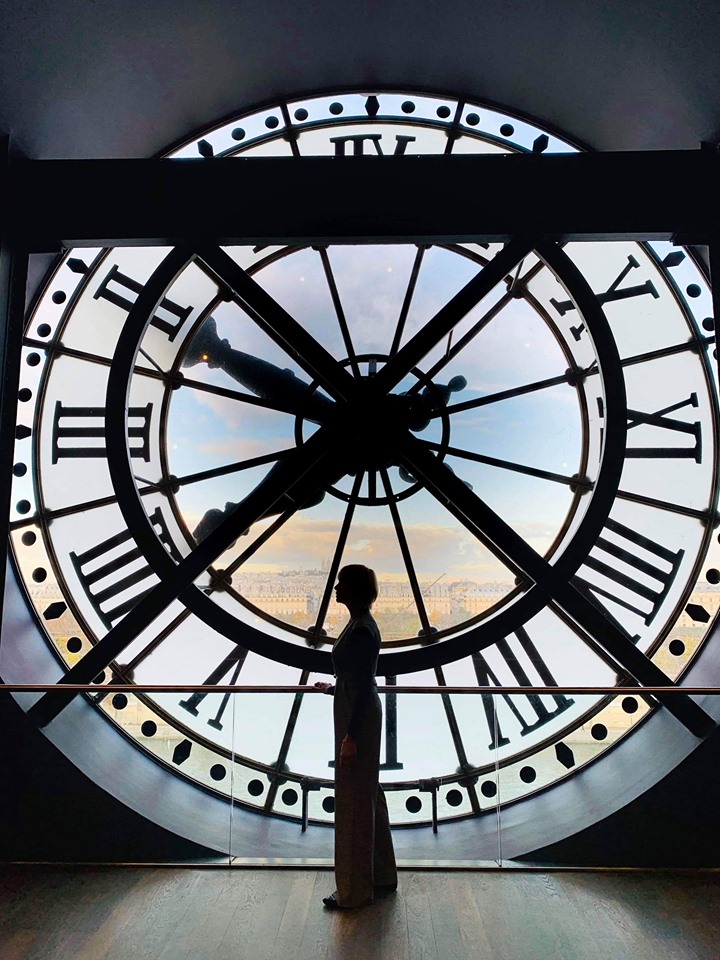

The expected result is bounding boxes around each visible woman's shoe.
[322,893,374,910]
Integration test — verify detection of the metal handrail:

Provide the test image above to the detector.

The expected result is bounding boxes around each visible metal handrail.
[1,684,719,694]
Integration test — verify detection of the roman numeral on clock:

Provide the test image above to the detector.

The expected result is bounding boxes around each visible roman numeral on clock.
[52,401,153,463]
[70,507,182,630]
[551,254,660,340]
[573,518,684,628]
[94,264,193,341]
[328,133,416,156]
[627,393,702,462]
[179,646,248,730]
[472,627,575,750]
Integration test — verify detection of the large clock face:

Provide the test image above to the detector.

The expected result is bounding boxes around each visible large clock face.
[10,90,720,830]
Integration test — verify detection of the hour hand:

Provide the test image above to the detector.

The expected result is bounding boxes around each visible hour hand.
[183,315,335,423]
[406,374,467,431]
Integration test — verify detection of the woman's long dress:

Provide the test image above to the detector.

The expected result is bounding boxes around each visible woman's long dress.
[331,613,397,907]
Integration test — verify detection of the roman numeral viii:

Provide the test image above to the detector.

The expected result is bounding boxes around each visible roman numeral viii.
[94,264,193,342]
[52,401,153,463]
[70,507,181,630]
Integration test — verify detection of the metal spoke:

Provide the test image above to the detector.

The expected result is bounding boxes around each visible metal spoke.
[436,335,714,421]
[22,335,312,420]
[405,253,548,396]
[438,370,578,418]
[219,507,297,582]
[9,450,293,531]
[23,337,170,378]
[317,247,360,378]
[373,236,538,395]
[618,336,716,370]
[379,468,431,635]
[95,607,194,696]
[10,492,121,530]
[179,373,322,421]
[311,472,363,640]
[107,510,295,699]
[405,290,510,397]
[390,245,426,357]
[421,439,593,490]
[196,244,359,404]
[397,432,714,738]
[158,448,291,491]
[616,488,718,523]
[137,346,164,374]
[27,426,337,727]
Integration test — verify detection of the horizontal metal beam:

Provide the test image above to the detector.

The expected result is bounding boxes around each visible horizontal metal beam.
[3,150,720,250]
[2,685,718,694]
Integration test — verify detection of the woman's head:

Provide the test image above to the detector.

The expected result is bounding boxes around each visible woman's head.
[335,564,379,610]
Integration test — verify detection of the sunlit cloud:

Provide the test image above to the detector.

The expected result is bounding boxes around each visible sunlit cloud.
[196,436,288,460]
[216,513,509,581]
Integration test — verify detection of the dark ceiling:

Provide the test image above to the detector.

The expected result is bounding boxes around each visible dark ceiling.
[1,0,719,159]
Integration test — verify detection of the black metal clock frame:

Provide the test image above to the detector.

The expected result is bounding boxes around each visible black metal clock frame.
[2,146,720,743]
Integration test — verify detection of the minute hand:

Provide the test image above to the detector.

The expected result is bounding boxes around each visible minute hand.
[373,236,537,396]
[397,433,715,739]
[196,243,360,405]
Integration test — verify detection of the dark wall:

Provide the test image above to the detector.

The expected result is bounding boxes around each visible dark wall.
[0,693,217,862]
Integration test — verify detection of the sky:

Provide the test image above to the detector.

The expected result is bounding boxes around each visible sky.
[165,242,584,584]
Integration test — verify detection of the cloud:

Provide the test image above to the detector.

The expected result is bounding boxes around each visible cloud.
[349,538,372,552]
[196,436,288,460]
[181,387,295,435]
[218,512,507,580]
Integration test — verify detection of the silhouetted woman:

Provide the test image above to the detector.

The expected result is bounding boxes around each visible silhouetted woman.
[315,564,397,909]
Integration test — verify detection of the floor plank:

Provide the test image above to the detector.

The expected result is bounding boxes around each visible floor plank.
[0,866,718,960]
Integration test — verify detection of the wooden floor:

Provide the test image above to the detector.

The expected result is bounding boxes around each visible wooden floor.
[0,866,719,960]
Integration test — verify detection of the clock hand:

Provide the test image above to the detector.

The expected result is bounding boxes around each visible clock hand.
[192,458,327,543]
[27,426,339,728]
[196,244,361,405]
[372,236,537,396]
[183,315,335,424]
[405,374,467,432]
[397,432,715,739]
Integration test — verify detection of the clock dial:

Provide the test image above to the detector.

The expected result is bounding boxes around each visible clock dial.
[11,90,720,830]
